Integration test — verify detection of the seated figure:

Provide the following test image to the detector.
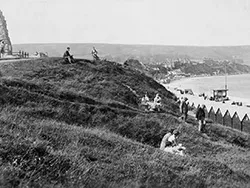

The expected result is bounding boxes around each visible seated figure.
[91,47,99,60]
[63,47,74,63]
[153,93,162,111]
[160,130,186,156]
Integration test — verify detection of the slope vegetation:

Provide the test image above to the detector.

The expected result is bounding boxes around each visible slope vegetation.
[0,58,250,187]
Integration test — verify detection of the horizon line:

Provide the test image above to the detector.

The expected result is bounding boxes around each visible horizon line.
[12,42,250,48]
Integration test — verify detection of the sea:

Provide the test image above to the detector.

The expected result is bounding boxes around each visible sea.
[168,74,250,101]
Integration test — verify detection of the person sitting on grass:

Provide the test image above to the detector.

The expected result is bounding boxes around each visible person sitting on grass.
[144,92,149,102]
[160,130,186,156]
[141,93,149,104]
[154,93,161,105]
[91,47,99,60]
[141,93,150,111]
[167,129,180,146]
[196,104,206,132]
[153,93,162,111]
[160,128,175,150]
[63,47,74,63]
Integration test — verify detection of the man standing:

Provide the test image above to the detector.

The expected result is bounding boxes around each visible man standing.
[180,97,188,121]
[196,104,206,132]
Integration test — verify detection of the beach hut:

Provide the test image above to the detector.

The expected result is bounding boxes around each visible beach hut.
[212,89,229,102]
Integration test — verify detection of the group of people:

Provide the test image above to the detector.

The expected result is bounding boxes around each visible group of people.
[63,46,208,157]
[177,97,189,121]
[159,97,207,156]
[63,46,99,63]
[141,93,162,111]
[18,50,29,58]
[177,97,206,132]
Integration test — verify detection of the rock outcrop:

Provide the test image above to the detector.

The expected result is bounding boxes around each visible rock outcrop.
[0,10,12,57]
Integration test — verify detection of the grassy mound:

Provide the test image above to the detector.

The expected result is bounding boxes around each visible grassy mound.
[0,58,250,187]
[1,118,249,188]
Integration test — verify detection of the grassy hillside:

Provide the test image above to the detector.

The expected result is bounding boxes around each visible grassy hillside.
[0,58,250,187]
[13,43,250,64]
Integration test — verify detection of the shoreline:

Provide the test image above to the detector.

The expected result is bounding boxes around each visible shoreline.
[167,73,250,85]
[164,73,250,102]
[162,74,250,120]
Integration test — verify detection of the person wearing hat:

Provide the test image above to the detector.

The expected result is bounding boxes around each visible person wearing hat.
[63,47,74,63]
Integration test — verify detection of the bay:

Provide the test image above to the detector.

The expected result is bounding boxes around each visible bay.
[168,74,250,100]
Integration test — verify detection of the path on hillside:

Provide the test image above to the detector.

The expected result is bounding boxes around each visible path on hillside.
[0,59,32,64]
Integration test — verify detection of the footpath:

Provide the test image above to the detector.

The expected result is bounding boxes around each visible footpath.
[0,58,31,63]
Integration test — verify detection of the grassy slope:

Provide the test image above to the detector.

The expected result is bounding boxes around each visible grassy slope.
[0,58,250,187]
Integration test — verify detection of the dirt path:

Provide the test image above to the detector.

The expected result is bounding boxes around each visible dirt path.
[0,58,31,64]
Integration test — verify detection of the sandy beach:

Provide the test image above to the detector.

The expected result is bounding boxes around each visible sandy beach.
[166,74,250,98]
[163,75,250,121]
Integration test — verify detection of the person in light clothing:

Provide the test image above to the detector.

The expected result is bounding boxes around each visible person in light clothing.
[160,130,186,156]
[91,47,99,60]
[160,129,175,150]
[167,130,180,146]
[153,93,162,111]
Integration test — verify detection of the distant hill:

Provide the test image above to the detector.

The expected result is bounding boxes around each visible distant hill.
[13,43,250,65]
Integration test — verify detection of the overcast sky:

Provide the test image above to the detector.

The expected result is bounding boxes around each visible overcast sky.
[2,0,250,46]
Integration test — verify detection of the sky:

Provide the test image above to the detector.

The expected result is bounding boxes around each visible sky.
[1,0,250,46]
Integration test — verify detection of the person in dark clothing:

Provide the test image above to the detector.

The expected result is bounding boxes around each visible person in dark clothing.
[63,47,74,63]
[180,97,189,121]
[196,104,206,132]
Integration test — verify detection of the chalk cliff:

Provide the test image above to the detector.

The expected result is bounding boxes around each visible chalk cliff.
[0,10,12,56]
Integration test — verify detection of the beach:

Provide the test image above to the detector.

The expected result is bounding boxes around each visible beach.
[163,74,250,120]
